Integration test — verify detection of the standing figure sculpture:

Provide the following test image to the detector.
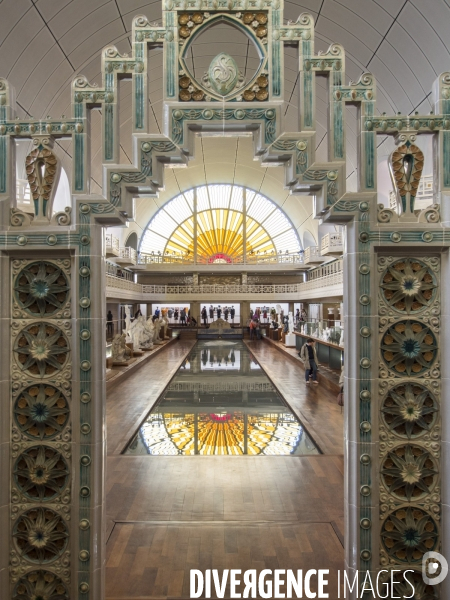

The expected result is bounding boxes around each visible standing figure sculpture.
[288,311,295,334]
[124,305,132,341]
[152,315,163,345]
[161,309,170,339]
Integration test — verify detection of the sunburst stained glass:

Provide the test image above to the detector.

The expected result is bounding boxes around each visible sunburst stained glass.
[140,184,301,262]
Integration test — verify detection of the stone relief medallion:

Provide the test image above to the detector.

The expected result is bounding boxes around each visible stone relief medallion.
[380,258,437,314]
[381,507,438,563]
[381,444,438,501]
[13,507,69,563]
[381,320,437,376]
[14,261,70,317]
[13,384,70,440]
[12,570,68,600]
[13,446,70,502]
[208,53,240,96]
[13,323,70,378]
[381,383,439,439]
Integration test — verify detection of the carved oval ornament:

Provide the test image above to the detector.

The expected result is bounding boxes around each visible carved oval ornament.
[208,53,239,96]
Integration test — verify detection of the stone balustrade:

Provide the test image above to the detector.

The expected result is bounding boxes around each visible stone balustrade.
[105,269,343,302]
[320,232,344,255]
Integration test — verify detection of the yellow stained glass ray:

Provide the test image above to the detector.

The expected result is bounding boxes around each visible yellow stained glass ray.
[165,209,275,261]
[140,185,301,258]
[138,413,305,456]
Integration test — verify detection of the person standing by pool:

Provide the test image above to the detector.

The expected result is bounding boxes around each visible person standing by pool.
[300,338,319,385]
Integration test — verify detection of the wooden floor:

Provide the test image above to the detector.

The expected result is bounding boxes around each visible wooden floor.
[107,339,196,455]
[245,339,344,456]
[106,339,345,600]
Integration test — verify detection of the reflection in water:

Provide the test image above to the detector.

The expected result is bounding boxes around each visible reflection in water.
[125,341,319,456]
[201,346,241,369]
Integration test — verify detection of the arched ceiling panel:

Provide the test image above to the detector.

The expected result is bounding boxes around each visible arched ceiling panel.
[2,0,449,245]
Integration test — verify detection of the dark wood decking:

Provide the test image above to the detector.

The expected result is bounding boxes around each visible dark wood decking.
[105,339,344,599]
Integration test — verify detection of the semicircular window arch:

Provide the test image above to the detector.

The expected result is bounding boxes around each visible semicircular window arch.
[139,184,301,262]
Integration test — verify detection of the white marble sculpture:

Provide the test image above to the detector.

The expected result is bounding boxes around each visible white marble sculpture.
[129,316,144,350]
[284,311,296,347]
[124,306,132,341]
[153,317,163,345]
[288,311,295,333]
[161,313,170,340]
[111,333,132,363]
[276,304,282,322]
[140,316,154,349]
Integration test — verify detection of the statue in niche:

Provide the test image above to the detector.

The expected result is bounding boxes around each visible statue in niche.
[140,316,154,350]
[111,333,132,363]
[152,316,163,345]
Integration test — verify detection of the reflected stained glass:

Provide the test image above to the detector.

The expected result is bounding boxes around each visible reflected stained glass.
[125,341,319,457]
[140,184,301,261]
[128,412,314,456]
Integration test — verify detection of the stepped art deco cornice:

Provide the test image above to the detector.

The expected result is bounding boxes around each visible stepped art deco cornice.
[0,3,449,230]
[2,1,450,598]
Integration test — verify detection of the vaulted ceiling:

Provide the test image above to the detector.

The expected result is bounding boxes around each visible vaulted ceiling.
[2,0,448,243]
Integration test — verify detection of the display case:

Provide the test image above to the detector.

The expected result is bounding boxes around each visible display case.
[294,321,344,371]
[296,320,343,346]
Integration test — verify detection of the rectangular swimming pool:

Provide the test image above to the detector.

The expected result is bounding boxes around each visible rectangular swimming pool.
[124,340,320,456]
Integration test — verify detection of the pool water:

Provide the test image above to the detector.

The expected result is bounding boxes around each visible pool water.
[124,341,320,456]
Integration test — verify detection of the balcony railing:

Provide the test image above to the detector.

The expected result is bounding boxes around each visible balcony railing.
[138,251,304,266]
[105,234,120,257]
[116,247,137,266]
[304,246,325,265]
[307,258,343,281]
[320,233,343,256]
[106,269,343,300]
